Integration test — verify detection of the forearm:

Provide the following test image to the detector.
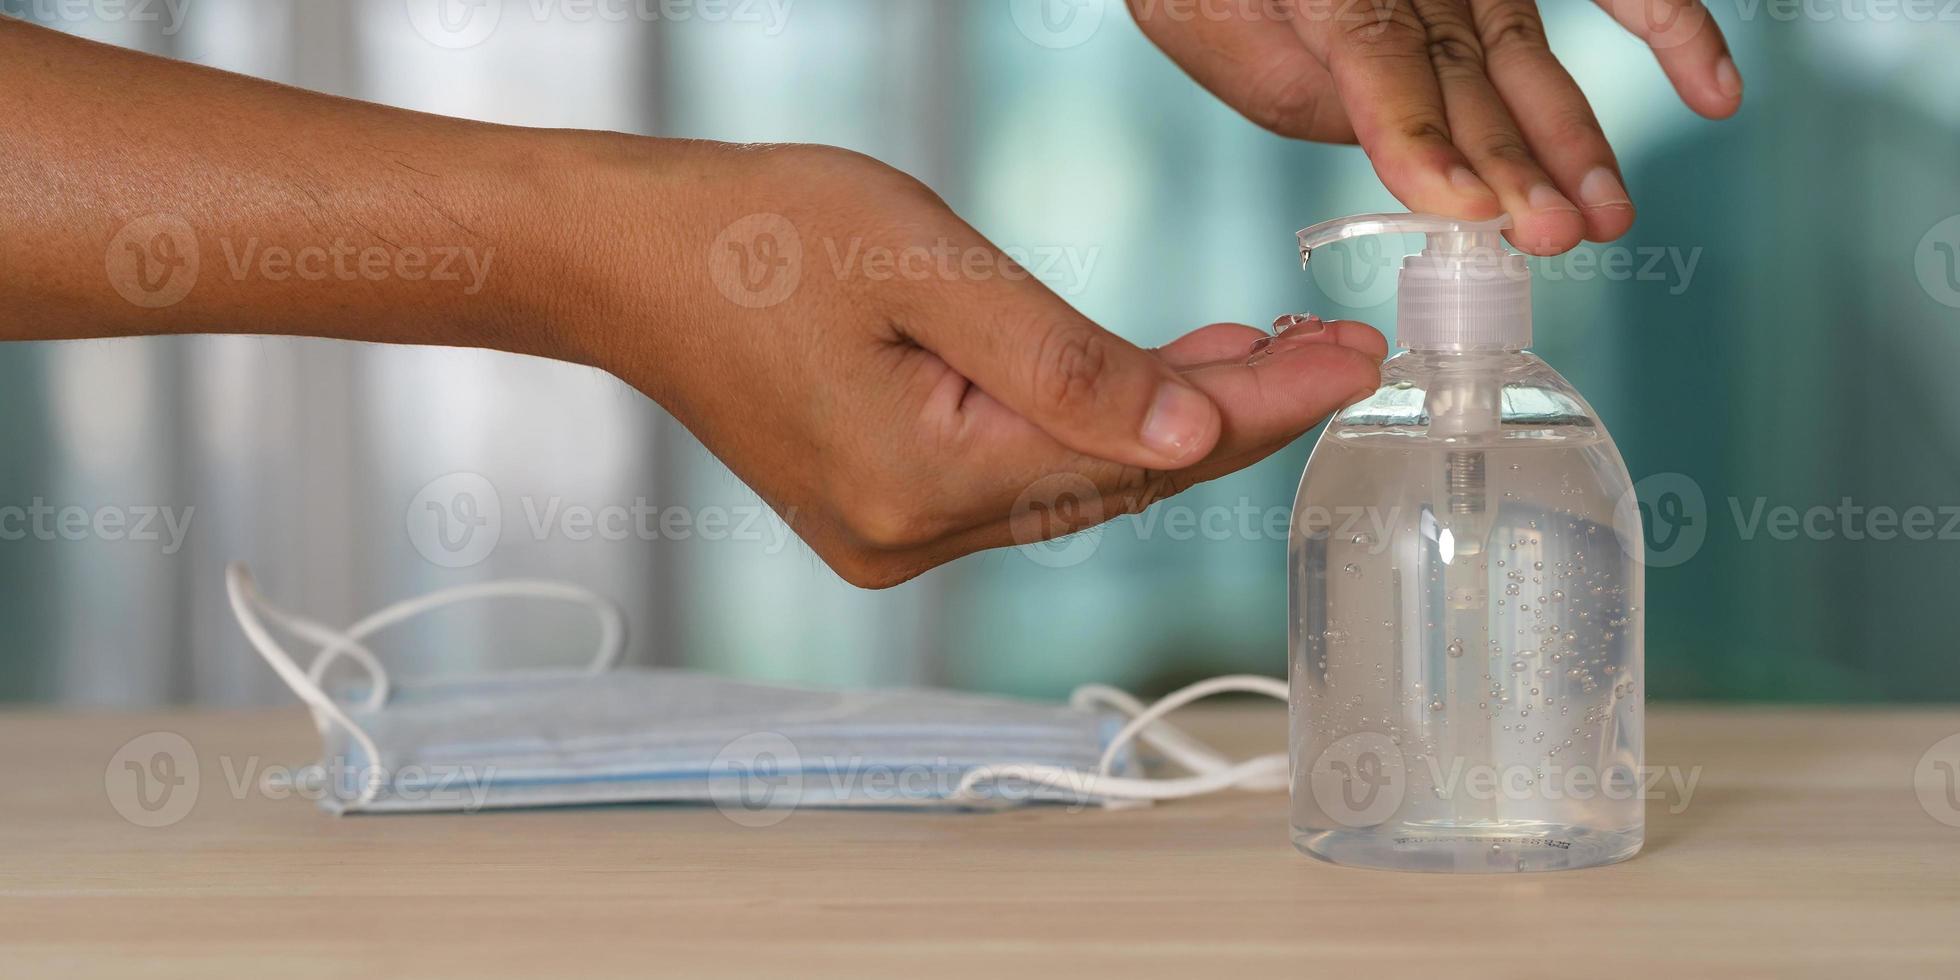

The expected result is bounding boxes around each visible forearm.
[0,19,629,363]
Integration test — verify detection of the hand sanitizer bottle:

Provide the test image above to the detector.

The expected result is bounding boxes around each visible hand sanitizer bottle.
[1288,213,1644,873]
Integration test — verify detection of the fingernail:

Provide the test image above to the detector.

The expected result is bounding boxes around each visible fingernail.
[1578,168,1632,211]
[1450,166,1498,201]
[1528,183,1581,215]
[1715,56,1743,101]
[1333,326,1387,359]
[1140,383,1213,463]
[1273,313,1323,335]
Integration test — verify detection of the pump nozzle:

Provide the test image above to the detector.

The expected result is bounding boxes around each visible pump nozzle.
[1297,212,1530,352]
[1299,214,1530,828]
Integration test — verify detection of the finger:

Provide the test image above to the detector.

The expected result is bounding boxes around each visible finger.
[1300,1,1502,219]
[1155,322,1272,369]
[1471,0,1634,242]
[898,270,1222,471]
[925,334,1386,562]
[1593,0,1741,119]
[1413,0,1585,256]
[1126,0,1355,142]
[958,321,1385,511]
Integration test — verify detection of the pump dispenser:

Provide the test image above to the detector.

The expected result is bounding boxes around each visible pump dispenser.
[1288,212,1644,873]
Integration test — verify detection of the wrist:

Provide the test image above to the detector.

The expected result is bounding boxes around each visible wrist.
[513,129,710,385]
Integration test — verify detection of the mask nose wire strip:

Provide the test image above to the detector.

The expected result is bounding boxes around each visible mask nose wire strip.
[951,674,1289,805]
[304,579,628,713]
[226,563,387,808]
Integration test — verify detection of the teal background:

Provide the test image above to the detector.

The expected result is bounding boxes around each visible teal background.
[2,3,1957,705]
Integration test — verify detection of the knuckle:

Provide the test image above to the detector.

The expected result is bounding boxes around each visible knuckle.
[1424,34,1485,76]
[1478,6,1548,54]
[1544,105,1607,148]
[1474,130,1533,163]
[1031,322,1115,417]
[1338,7,1426,53]
[1387,107,1452,146]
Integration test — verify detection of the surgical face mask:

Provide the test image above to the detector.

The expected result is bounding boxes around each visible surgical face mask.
[225,563,1285,817]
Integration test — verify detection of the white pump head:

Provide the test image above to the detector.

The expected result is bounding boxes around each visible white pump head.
[1298,212,1531,352]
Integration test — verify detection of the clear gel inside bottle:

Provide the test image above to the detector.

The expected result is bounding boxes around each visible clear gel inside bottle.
[1286,214,1644,873]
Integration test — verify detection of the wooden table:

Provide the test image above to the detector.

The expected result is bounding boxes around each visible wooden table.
[4,705,1959,978]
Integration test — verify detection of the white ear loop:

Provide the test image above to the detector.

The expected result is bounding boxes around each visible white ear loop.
[226,562,628,810]
[951,674,1289,808]
[226,563,390,808]
[305,578,627,713]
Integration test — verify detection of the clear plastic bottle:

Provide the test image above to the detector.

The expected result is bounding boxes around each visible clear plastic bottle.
[1287,214,1644,873]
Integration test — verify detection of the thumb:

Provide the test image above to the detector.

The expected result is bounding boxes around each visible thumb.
[905,279,1222,470]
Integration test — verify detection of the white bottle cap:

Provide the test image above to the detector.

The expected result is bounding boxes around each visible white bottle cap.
[1298,213,1531,351]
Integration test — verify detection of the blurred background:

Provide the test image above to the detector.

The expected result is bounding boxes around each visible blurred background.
[3,0,1957,707]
